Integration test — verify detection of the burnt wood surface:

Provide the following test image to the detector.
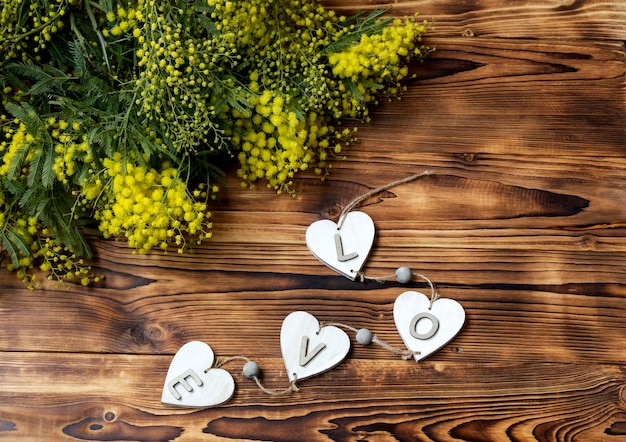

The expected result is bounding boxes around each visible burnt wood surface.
[1,1,626,441]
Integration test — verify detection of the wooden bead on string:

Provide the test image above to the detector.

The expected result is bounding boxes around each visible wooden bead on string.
[395,267,412,284]
[243,361,260,379]
[356,328,373,345]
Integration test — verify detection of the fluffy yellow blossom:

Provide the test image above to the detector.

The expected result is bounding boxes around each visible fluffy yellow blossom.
[327,15,429,118]
[82,156,212,254]
[0,118,93,185]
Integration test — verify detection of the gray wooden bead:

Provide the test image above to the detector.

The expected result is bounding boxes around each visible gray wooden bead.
[243,361,260,379]
[395,266,412,284]
[356,328,373,345]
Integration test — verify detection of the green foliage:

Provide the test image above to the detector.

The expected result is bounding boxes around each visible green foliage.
[0,0,431,287]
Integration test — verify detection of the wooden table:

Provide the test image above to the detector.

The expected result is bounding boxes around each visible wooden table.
[2,1,626,440]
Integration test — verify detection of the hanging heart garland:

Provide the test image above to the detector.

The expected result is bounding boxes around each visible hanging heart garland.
[159,307,421,408]
[160,293,464,408]
[160,171,469,408]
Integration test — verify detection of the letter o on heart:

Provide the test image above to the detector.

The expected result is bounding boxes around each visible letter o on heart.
[409,312,439,340]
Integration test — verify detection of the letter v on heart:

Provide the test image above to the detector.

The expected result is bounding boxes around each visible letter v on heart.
[305,211,375,280]
[281,311,351,383]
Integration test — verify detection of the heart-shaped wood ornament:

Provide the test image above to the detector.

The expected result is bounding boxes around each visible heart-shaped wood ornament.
[161,341,235,408]
[305,211,375,280]
[393,291,465,362]
[281,311,351,383]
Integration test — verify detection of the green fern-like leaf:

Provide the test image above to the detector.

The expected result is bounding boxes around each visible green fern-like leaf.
[1,225,32,268]
[321,9,392,56]
[3,141,30,182]
[27,147,44,188]
[212,97,228,116]
[6,227,32,257]
[5,101,52,146]
[34,189,92,258]
[41,141,55,188]
[6,62,71,96]
[345,79,365,101]
[5,62,50,83]
[198,15,220,37]
[18,185,40,210]
[226,95,249,115]
[69,41,88,79]
[2,175,25,196]
[1,233,20,268]
[192,0,217,13]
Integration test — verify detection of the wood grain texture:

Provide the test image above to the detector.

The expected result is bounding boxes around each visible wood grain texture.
[2,1,626,440]
[1,355,626,441]
[319,0,626,40]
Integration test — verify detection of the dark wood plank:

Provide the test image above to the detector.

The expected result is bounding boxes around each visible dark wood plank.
[320,0,626,40]
[2,250,626,365]
[1,354,626,441]
[350,38,626,157]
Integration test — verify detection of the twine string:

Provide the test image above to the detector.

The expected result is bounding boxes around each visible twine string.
[322,321,419,360]
[372,335,417,361]
[253,376,300,396]
[337,170,433,230]
[355,272,393,284]
[215,355,251,368]
[322,321,359,334]
[216,356,300,396]
[415,272,440,309]
[356,271,439,309]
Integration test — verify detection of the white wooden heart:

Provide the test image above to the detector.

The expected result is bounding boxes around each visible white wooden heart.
[393,291,465,362]
[305,211,375,280]
[161,341,235,408]
[281,311,351,383]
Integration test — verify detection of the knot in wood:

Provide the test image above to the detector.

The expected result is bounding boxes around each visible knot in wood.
[323,205,342,220]
[580,234,598,251]
[129,322,167,346]
[356,430,368,440]
[104,412,116,422]
[456,153,477,164]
